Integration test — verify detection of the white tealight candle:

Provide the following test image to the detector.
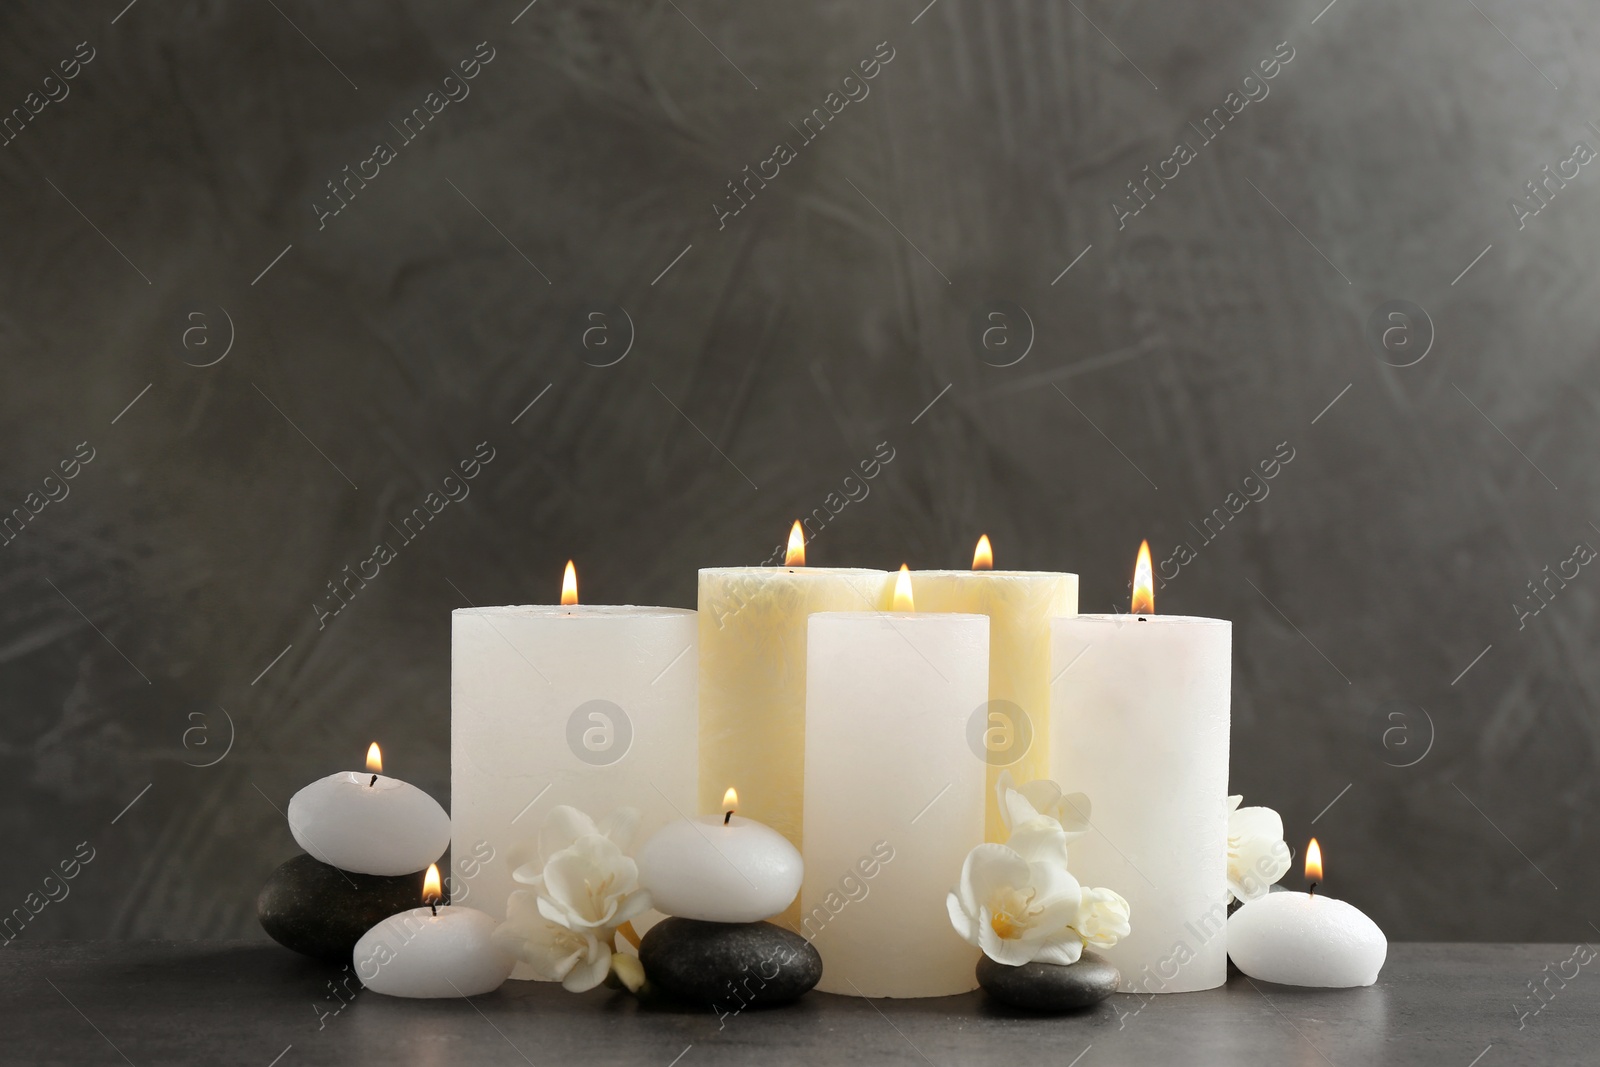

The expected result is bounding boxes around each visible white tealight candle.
[1228,840,1387,988]
[636,788,804,923]
[287,744,450,876]
[355,865,515,998]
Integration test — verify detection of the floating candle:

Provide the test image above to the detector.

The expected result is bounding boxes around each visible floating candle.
[636,787,804,923]
[287,744,450,876]
[1228,839,1388,987]
[354,864,515,998]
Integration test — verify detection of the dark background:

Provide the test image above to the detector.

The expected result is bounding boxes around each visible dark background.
[2,0,1593,943]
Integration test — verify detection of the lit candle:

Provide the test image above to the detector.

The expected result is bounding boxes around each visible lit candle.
[699,523,891,853]
[287,743,450,876]
[1051,542,1232,993]
[802,565,988,996]
[914,535,1078,841]
[1228,839,1387,987]
[354,864,516,998]
[451,560,697,976]
[636,787,804,923]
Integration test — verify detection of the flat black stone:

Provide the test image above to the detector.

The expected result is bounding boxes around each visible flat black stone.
[638,918,822,1008]
[257,854,427,962]
[976,949,1120,1012]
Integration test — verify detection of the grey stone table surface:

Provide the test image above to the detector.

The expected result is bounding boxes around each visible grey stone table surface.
[1,942,1590,1066]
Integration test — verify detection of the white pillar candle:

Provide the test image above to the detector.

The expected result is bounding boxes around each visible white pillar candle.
[636,790,804,923]
[699,548,890,849]
[1228,894,1387,986]
[802,570,988,997]
[451,568,696,980]
[287,745,450,876]
[1051,544,1231,994]
[915,537,1078,842]
[355,867,515,998]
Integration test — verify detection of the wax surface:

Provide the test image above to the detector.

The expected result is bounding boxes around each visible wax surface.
[802,611,988,997]
[698,568,891,857]
[1052,614,1232,993]
[287,773,450,876]
[636,815,803,923]
[914,570,1078,842]
[451,605,696,979]
[1228,892,1388,987]
[354,906,515,998]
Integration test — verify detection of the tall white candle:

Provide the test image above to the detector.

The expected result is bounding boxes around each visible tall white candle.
[1051,545,1231,993]
[699,534,889,849]
[915,536,1078,842]
[451,570,696,979]
[802,569,988,997]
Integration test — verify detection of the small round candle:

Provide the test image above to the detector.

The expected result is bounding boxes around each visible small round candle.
[287,744,450,876]
[355,865,515,998]
[1227,839,1387,987]
[636,788,803,923]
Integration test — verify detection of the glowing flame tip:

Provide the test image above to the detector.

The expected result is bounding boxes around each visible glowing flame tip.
[723,786,738,813]
[785,521,805,567]
[1131,540,1154,615]
[1305,838,1323,883]
[366,742,382,774]
[893,564,914,612]
[973,534,993,570]
[423,863,442,905]
[561,560,578,606]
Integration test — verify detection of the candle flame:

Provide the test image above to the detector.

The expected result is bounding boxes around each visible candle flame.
[893,564,914,612]
[723,786,738,813]
[785,521,805,566]
[561,560,578,606]
[366,742,383,774]
[1131,540,1155,615]
[973,534,993,570]
[423,863,442,905]
[1305,838,1323,883]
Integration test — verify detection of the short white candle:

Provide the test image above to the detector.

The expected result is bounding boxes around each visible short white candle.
[1051,543,1231,993]
[802,567,988,997]
[1228,840,1387,987]
[355,865,515,998]
[287,744,450,876]
[636,789,804,923]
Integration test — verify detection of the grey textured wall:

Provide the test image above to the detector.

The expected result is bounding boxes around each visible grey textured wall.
[2,0,1595,944]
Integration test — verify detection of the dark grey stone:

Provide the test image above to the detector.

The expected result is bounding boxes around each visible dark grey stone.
[976,949,1120,1012]
[638,918,821,1008]
[256,854,426,962]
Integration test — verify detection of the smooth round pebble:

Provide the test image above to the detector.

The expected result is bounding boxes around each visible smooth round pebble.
[287,772,450,876]
[976,950,1120,1012]
[258,854,427,961]
[638,918,822,1007]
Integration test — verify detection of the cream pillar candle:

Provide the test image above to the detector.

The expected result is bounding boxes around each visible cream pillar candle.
[1051,542,1231,994]
[698,525,890,848]
[451,564,696,979]
[915,535,1078,842]
[802,567,988,997]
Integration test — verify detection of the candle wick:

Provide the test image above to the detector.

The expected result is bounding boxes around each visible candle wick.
[369,774,378,787]
[1308,882,1317,898]
[429,901,439,917]
[724,810,733,825]
[1137,616,1148,623]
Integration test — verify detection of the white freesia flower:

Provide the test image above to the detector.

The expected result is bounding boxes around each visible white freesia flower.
[1073,886,1131,948]
[1227,795,1291,904]
[947,843,1085,966]
[494,805,652,994]
[494,889,612,992]
[995,771,1092,865]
